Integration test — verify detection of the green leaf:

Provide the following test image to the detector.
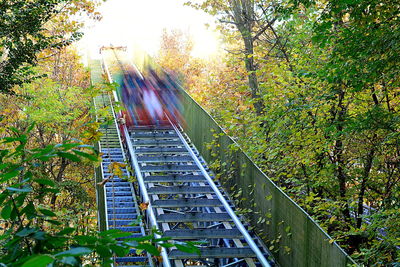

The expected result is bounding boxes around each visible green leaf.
[33,231,46,240]
[57,227,76,236]
[123,235,153,242]
[38,155,53,162]
[55,143,81,150]
[135,243,160,256]
[100,229,131,239]
[0,169,20,182]
[40,188,59,194]
[22,255,54,267]
[7,186,32,193]
[34,178,55,187]
[77,144,95,150]
[56,152,81,162]
[39,208,56,217]
[175,243,200,255]
[21,201,37,219]
[75,235,97,245]
[0,192,9,206]
[59,256,78,265]
[26,123,35,133]
[1,135,25,144]
[110,245,129,257]
[45,219,62,225]
[9,127,20,134]
[1,203,12,220]
[54,247,92,258]
[72,149,98,161]
[159,242,175,248]
[0,163,8,171]
[16,227,36,237]
[95,245,112,258]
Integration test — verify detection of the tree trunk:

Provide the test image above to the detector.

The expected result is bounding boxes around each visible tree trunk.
[51,157,68,206]
[333,88,351,222]
[243,37,264,115]
[356,146,374,228]
[230,0,264,116]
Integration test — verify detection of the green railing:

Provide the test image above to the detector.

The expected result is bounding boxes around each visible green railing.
[90,60,107,232]
[179,87,356,267]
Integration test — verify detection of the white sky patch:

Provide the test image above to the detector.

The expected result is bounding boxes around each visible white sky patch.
[78,0,220,60]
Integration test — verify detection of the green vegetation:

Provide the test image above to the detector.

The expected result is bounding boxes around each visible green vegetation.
[158,0,400,264]
[0,1,198,266]
[0,0,101,95]
[0,126,190,266]
[1,0,398,265]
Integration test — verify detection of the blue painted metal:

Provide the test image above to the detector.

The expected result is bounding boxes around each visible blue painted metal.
[94,93,152,267]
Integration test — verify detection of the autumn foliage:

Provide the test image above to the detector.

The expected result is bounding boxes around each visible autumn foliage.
[158,0,400,264]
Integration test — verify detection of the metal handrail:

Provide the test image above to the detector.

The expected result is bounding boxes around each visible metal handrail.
[123,125,172,267]
[93,96,110,232]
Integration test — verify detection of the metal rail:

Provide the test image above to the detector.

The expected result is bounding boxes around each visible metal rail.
[123,124,172,267]
[101,52,172,267]
[169,121,271,267]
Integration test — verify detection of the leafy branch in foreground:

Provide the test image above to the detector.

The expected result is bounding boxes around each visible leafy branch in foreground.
[0,126,199,266]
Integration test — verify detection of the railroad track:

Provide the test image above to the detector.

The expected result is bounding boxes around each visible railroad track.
[95,47,275,266]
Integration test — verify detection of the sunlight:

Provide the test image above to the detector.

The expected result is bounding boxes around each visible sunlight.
[78,0,220,59]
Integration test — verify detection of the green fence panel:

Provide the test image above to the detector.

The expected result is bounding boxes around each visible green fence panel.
[90,60,107,232]
[180,87,356,267]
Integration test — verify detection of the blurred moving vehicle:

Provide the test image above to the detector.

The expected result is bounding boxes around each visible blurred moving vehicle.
[116,65,184,127]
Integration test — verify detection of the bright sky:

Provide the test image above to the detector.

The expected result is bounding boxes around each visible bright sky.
[78,0,220,60]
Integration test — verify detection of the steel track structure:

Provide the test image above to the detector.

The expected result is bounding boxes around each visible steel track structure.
[94,93,153,267]
[97,49,275,267]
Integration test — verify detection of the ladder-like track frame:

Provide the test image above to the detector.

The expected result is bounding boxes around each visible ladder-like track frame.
[96,49,274,266]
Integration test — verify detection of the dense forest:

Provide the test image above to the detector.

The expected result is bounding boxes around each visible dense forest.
[0,1,189,266]
[156,0,400,265]
[0,0,399,266]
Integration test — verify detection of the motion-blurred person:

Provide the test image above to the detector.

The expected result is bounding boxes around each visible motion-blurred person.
[116,61,185,127]
[142,78,163,124]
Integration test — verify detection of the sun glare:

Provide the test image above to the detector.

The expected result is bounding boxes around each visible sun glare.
[78,0,220,60]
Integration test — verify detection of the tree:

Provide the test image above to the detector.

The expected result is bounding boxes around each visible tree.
[183,0,400,263]
[186,0,261,113]
[157,28,206,90]
[0,0,99,95]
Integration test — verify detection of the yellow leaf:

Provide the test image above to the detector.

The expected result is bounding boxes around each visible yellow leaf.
[108,162,126,177]
[139,202,149,211]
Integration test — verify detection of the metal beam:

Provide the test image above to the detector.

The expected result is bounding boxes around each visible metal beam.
[147,186,214,195]
[157,213,232,223]
[163,229,242,239]
[144,175,205,183]
[152,199,222,208]
[168,248,255,259]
